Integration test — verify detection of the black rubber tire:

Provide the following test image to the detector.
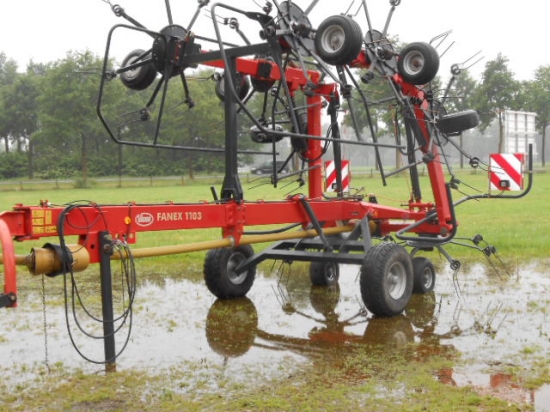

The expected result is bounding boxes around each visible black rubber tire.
[437,110,479,135]
[309,260,340,286]
[205,298,258,357]
[120,49,157,91]
[204,245,256,299]
[315,15,363,66]
[412,257,436,294]
[397,42,439,85]
[360,242,413,317]
[290,111,309,154]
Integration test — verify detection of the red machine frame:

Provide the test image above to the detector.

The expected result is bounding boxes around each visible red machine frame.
[0,47,452,285]
[0,0,532,366]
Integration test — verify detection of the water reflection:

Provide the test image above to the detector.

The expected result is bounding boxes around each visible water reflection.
[205,285,447,362]
[2,263,549,409]
[204,276,548,409]
[205,298,258,358]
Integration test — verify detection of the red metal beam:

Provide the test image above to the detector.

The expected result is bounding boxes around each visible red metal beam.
[0,195,442,265]
[0,219,17,307]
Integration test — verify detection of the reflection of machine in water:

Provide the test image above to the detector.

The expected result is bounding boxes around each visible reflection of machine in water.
[205,285,453,371]
[205,283,540,403]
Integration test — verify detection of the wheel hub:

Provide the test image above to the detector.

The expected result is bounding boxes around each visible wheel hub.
[402,51,425,75]
[278,1,315,54]
[325,263,337,281]
[227,252,247,285]
[420,267,433,289]
[386,261,407,299]
[322,25,345,52]
[152,24,188,76]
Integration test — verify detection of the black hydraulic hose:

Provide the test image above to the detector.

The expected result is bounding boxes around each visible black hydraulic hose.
[343,66,387,185]
[244,223,302,236]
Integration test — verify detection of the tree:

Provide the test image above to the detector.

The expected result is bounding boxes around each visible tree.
[111,68,254,178]
[162,71,226,178]
[2,65,44,177]
[37,51,107,182]
[0,52,19,152]
[523,65,550,166]
[473,54,520,153]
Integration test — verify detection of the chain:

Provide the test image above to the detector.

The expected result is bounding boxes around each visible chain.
[41,274,51,373]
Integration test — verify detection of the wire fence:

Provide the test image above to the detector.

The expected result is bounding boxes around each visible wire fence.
[1,165,546,192]
[0,170,387,191]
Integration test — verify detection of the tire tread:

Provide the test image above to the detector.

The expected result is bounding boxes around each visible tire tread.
[360,243,413,317]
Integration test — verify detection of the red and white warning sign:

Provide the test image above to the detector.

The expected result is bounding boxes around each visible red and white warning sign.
[325,160,350,193]
[489,153,525,191]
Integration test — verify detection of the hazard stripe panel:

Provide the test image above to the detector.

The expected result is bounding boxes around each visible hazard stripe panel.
[325,160,350,192]
[489,153,524,191]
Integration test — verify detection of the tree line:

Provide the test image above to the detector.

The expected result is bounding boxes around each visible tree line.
[0,50,257,182]
[0,50,548,181]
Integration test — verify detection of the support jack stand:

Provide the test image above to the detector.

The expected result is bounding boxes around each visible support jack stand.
[0,293,16,308]
[99,231,117,372]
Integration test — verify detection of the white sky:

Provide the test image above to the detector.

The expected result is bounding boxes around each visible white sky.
[1,0,548,83]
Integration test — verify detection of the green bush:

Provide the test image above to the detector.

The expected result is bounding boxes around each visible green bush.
[0,152,27,178]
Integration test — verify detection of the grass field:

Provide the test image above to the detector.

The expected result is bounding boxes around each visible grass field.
[1,167,548,264]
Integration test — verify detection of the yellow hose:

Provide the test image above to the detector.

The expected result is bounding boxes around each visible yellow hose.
[1,225,356,275]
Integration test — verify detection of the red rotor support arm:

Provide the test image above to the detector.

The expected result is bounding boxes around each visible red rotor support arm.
[394,76,453,232]
[349,50,454,236]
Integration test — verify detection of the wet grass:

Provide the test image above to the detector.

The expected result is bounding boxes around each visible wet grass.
[1,169,549,411]
[1,168,548,262]
[3,265,548,411]
[0,347,531,412]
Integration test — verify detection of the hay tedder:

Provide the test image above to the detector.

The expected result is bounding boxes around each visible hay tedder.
[0,0,532,365]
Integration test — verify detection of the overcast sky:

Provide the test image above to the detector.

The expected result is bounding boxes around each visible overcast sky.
[1,0,548,83]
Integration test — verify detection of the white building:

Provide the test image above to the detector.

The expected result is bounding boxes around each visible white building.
[504,110,537,154]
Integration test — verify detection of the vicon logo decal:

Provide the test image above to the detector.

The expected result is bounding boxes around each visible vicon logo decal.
[135,212,154,227]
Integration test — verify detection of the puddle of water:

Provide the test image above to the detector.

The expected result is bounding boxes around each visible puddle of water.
[1,261,549,409]
[536,385,550,412]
